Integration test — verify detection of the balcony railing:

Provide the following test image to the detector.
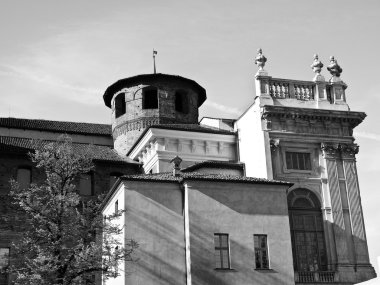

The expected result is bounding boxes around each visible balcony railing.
[295,271,338,283]
[268,78,315,100]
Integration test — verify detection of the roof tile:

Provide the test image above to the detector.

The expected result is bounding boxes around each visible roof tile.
[0,117,111,136]
[0,136,139,164]
[120,172,292,185]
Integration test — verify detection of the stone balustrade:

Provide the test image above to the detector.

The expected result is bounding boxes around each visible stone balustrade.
[294,271,338,283]
[268,78,315,101]
[256,74,349,110]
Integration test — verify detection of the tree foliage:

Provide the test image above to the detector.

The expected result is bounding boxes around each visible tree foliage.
[7,136,137,285]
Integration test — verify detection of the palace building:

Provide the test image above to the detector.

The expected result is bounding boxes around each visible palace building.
[0,51,376,285]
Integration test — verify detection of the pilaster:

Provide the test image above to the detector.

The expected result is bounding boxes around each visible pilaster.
[321,143,350,266]
[255,71,274,106]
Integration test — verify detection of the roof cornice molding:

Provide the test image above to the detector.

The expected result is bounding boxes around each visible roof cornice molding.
[128,127,236,159]
[261,105,366,128]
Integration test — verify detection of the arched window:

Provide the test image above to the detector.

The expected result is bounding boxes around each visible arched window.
[17,167,31,189]
[142,87,158,109]
[288,189,327,272]
[175,90,189,114]
[115,93,126,118]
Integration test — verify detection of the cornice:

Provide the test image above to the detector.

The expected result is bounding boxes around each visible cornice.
[129,128,236,160]
[261,105,366,128]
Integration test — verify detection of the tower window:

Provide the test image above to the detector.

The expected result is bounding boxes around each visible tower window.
[115,93,126,118]
[285,152,311,171]
[175,90,189,114]
[142,87,158,109]
[214,233,230,269]
[254,235,269,269]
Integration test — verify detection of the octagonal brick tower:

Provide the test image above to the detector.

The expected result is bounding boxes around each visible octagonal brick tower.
[103,73,207,155]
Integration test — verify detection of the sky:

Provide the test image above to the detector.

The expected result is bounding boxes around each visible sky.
[0,0,379,282]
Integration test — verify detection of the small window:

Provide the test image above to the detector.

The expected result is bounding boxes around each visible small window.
[175,90,189,114]
[79,174,93,196]
[17,167,31,189]
[214,233,230,269]
[142,87,158,109]
[254,235,269,269]
[285,152,311,170]
[0,248,9,285]
[115,200,118,214]
[115,93,126,118]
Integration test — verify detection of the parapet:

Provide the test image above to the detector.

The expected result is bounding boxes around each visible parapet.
[254,50,349,111]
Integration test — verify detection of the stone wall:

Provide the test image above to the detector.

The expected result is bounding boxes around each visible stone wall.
[110,78,202,155]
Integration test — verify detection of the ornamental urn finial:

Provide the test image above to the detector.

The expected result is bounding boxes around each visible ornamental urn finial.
[327,56,343,78]
[311,54,323,74]
[255,48,267,70]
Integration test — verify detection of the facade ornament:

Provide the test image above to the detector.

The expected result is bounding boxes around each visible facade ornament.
[311,54,324,74]
[321,142,359,159]
[270,139,280,151]
[191,140,196,153]
[255,48,267,70]
[327,56,343,78]
[321,142,340,158]
[340,143,359,158]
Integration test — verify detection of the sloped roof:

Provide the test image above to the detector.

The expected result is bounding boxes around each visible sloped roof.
[0,117,112,136]
[103,73,207,108]
[119,172,291,185]
[100,171,292,210]
[127,123,236,155]
[0,136,139,164]
[181,161,244,172]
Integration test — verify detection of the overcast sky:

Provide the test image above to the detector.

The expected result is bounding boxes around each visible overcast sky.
[1,0,379,282]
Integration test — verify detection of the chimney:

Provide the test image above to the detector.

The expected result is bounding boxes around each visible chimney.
[170,156,182,176]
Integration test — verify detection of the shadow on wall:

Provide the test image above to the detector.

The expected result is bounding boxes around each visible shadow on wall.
[123,185,294,285]
[195,185,288,216]
[189,211,293,285]
[124,188,186,285]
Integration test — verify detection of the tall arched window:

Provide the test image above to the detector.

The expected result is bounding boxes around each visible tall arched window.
[142,87,158,109]
[175,90,189,114]
[288,189,327,272]
[115,93,126,118]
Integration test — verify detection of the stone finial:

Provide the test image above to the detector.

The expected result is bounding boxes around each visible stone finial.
[311,54,323,74]
[254,48,267,70]
[327,56,343,78]
[170,156,182,176]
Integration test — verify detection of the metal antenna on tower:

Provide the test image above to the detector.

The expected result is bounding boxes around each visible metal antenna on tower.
[153,49,157,74]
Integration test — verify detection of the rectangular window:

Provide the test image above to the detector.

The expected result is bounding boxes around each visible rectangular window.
[79,174,93,196]
[0,248,9,285]
[214,233,230,269]
[115,200,118,214]
[17,167,31,189]
[254,235,269,269]
[285,152,311,170]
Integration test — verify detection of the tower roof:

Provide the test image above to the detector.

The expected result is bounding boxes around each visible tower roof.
[103,73,207,108]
